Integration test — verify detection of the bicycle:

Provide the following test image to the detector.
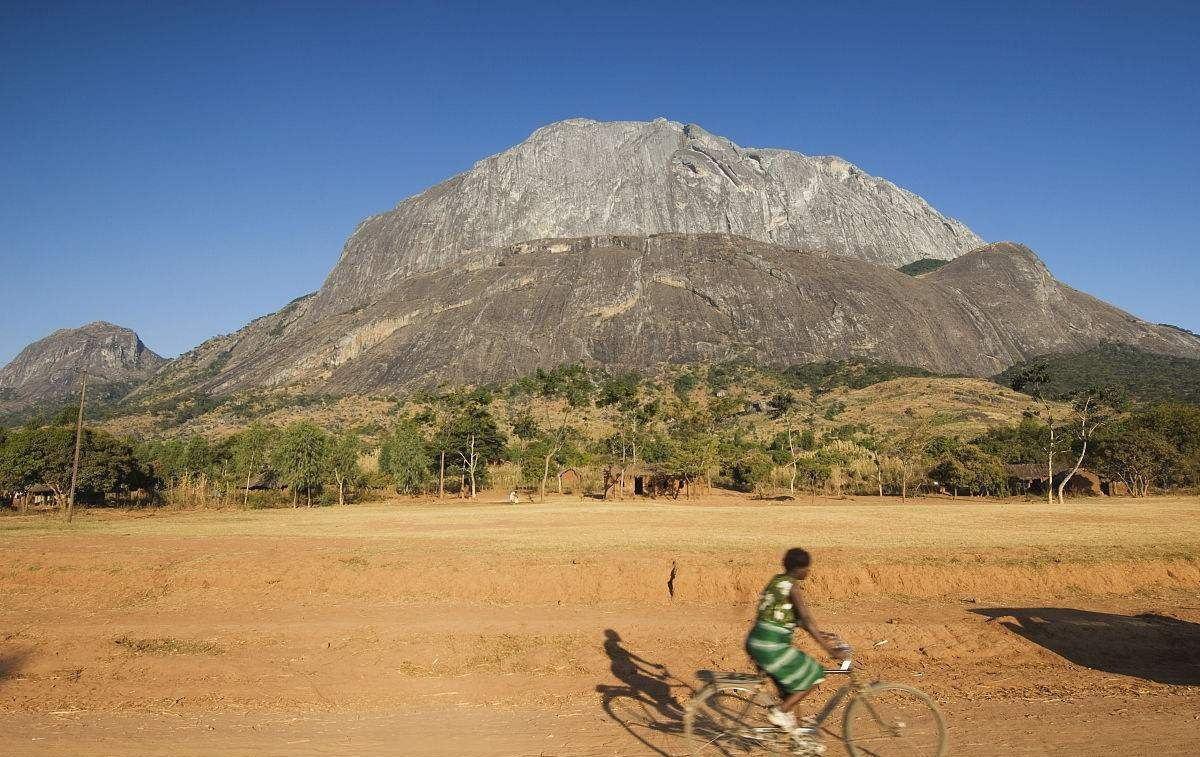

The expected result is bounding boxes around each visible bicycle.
[683,657,947,756]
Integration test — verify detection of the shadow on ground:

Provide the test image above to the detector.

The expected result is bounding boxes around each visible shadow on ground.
[0,649,30,682]
[973,607,1200,685]
[595,629,693,756]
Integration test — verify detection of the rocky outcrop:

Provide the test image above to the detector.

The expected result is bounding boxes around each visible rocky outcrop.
[0,322,166,409]
[133,235,1200,398]
[311,118,982,317]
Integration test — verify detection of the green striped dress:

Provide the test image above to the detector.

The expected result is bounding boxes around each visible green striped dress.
[746,574,825,693]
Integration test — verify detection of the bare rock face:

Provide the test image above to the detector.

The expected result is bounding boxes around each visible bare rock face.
[135,235,1200,398]
[110,119,1200,404]
[0,322,166,409]
[313,119,982,317]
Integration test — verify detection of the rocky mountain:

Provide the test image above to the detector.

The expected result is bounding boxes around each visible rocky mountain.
[0,322,166,411]
[311,118,982,318]
[134,234,1200,398]
[50,117,1190,407]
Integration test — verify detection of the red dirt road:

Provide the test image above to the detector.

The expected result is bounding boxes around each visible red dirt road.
[2,497,1199,755]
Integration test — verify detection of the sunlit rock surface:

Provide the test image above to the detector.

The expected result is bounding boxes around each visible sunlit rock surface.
[314,118,983,316]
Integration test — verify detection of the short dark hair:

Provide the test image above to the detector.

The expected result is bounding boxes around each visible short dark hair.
[783,548,811,572]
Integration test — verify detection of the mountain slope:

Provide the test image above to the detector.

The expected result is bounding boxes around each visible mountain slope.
[131,234,1200,399]
[0,322,166,411]
[311,118,983,318]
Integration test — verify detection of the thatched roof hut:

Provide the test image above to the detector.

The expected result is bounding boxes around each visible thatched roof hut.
[1005,463,1102,495]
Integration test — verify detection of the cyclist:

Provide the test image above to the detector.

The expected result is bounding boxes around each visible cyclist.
[747,547,850,736]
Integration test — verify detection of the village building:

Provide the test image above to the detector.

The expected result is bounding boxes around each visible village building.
[1004,463,1104,496]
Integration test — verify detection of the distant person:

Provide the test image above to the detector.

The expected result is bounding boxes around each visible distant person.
[748,548,850,739]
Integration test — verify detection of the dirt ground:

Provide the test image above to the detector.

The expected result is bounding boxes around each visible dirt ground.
[2,494,1199,756]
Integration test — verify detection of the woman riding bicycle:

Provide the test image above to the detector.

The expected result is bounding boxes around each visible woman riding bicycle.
[747,548,850,735]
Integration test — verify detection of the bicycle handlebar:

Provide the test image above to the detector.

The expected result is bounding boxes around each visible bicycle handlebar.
[824,658,853,674]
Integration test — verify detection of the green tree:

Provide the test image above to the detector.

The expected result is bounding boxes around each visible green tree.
[927,440,1006,498]
[271,422,330,507]
[1091,425,1179,497]
[230,422,277,507]
[510,412,541,441]
[717,430,773,493]
[138,435,220,485]
[766,391,798,419]
[0,426,147,511]
[518,421,583,500]
[1127,403,1200,487]
[974,416,1049,464]
[672,371,699,398]
[596,372,641,410]
[661,420,718,497]
[327,431,363,506]
[882,421,931,499]
[794,452,834,502]
[433,405,509,496]
[379,420,432,495]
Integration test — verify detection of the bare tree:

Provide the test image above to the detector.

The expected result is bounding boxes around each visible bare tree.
[1055,391,1119,503]
[1011,364,1071,505]
[538,420,572,501]
[887,420,931,500]
[786,429,801,495]
[456,434,479,498]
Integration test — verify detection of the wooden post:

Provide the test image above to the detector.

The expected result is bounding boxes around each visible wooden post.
[66,370,88,523]
[438,451,445,499]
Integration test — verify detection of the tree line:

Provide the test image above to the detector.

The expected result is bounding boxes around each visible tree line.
[3,362,1198,512]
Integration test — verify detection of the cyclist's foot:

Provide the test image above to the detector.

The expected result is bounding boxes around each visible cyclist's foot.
[767,707,798,731]
[792,715,819,734]
[789,732,826,756]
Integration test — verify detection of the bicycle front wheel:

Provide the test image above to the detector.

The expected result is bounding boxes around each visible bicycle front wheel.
[684,683,790,755]
[843,683,947,757]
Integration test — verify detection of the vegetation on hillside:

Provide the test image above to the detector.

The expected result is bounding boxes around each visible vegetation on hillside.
[996,343,1200,405]
[897,258,949,276]
[3,359,1198,513]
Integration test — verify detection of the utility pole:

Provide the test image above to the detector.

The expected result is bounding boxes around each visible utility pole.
[66,370,88,523]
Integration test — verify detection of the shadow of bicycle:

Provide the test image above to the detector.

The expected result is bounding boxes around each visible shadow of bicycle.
[595,629,694,756]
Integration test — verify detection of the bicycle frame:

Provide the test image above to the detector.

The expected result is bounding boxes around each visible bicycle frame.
[695,659,858,742]
[796,660,858,734]
[687,658,947,757]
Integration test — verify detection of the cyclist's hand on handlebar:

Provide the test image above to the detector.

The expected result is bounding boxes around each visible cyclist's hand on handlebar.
[820,632,852,660]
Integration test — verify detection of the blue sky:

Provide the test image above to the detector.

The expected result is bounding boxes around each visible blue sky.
[2,1,1198,365]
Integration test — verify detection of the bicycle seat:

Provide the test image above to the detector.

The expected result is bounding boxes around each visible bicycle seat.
[696,669,764,686]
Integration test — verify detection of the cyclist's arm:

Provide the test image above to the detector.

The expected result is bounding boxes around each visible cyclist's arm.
[790,583,839,658]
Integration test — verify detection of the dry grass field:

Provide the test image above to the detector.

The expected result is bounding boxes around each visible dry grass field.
[2,494,1199,755]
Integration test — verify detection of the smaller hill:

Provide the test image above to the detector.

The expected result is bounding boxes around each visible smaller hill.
[0,322,166,421]
[995,343,1200,404]
[824,376,1053,438]
[777,359,939,394]
[897,258,949,276]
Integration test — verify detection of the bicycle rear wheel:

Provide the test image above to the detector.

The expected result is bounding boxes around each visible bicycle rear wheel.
[842,683,947,757]
[684,683,790,755]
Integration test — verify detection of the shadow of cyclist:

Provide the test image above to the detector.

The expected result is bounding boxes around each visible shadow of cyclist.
[596,629,691,756]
